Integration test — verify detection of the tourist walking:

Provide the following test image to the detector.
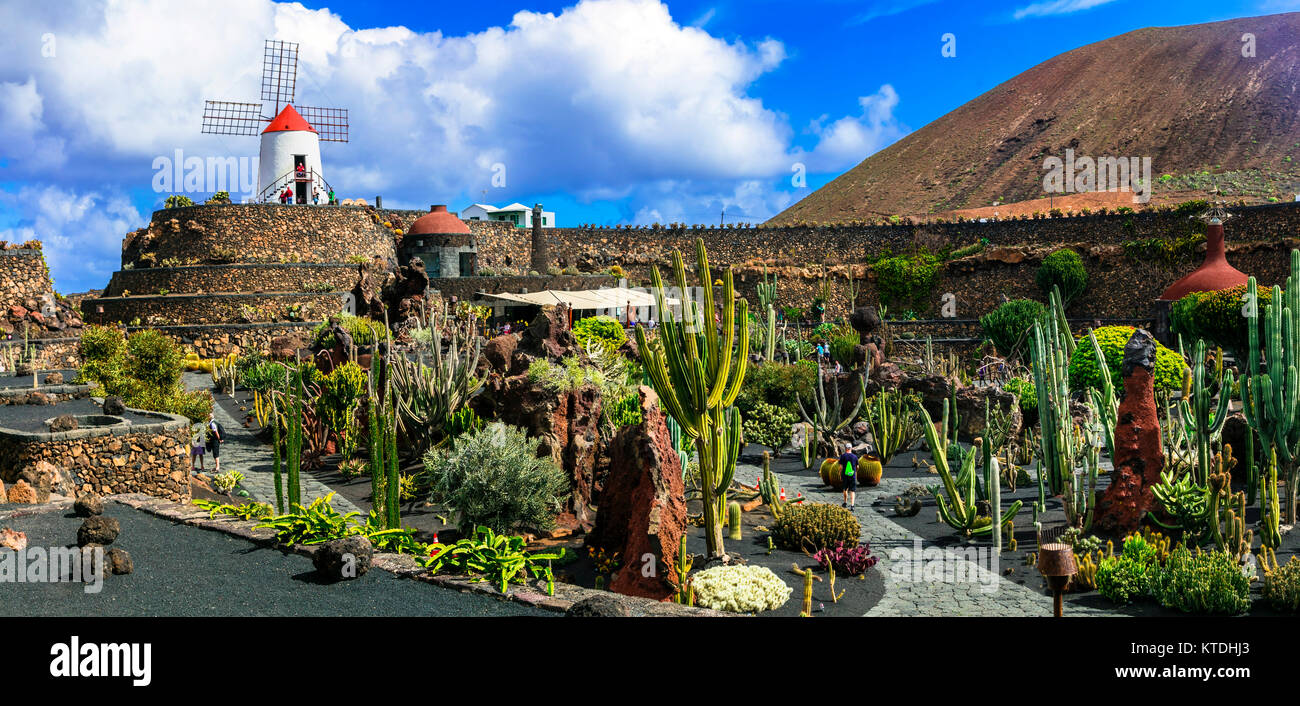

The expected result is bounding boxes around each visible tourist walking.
[206,413,226,473]
[190,424,206,474]
[838,444,859,508]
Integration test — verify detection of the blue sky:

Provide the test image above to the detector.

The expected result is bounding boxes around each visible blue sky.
[1,0,1296,292]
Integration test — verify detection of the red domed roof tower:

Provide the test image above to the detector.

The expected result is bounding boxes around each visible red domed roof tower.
[409,205,471,235]
[1158,203,1248,302]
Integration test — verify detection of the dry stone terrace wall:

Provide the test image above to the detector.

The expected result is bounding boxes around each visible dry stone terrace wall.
[0,249,53,309]
[132,322,319,359]
[122,204,396,267]
[103,263,360,297]
[0,408,191,502]
[83,292,348,327]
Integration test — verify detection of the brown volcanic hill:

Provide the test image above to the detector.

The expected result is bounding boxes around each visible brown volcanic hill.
[770,13,1300,223]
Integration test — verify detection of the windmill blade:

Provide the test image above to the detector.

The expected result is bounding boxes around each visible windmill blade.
[298,106,349,143]
[201,100,264,136]
[261,39,299,108]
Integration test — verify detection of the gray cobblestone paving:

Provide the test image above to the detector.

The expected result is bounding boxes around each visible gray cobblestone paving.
[185,373,360,515]
[732,460,1116,617]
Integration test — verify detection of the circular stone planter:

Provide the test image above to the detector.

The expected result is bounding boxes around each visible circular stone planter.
[44,414,130,431]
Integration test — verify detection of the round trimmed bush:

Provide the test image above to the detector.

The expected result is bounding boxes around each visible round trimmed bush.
[1170,283,1276,355]
[979,299,1046,357]
[1068,326,1182,392]
[771,502,860,552]
[1036,248,1087,303]
[572,315,627,356]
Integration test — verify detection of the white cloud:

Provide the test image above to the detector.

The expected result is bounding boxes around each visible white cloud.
[1013,0,1119,20]
[800,85,906,172]
[0,0,905,286]
[0,185,143,294]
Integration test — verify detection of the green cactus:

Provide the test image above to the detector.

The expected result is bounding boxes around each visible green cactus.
[914,398,1021,537]
[728,501,743,540]
[984,401,1003,553]
[1180,338,1234,485]
[756,265,778,311]
[635,238,749,558]
[1085,328,1118,459]
[1241,250,1300,522]
[1030,318,1081,497]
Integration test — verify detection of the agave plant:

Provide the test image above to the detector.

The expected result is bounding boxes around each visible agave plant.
[390,319,482,457]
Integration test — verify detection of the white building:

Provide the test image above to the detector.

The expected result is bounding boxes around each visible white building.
[460,202,555,227]
[257,104,329,204]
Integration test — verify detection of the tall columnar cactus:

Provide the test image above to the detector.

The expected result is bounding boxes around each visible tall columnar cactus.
[1048,284,1075,358]
[271,387,285,514]
[1030,318,1080,497]
[984,401,1003,553]
[756,266,779,362]
[666,416,691,479]
[284,367,304,508]
[1179,338,1234,485]
[1085,329,1118,459]
[366,365,401,529]
[635,238,749,558]
[914,398,1021,537]
[797,369,865,457]
[1241,250,1300,522]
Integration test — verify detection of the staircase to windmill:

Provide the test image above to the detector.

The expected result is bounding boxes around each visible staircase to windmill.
[76,205,395,356]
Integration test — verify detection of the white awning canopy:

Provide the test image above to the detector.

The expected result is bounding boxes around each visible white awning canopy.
[481,287,678,311]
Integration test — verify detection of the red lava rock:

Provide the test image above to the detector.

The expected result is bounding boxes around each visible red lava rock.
[482,333,518,372]
[7,480,38,504]
[587,386,687,601]
[1095,330,1164,536]
[9,305,27,320]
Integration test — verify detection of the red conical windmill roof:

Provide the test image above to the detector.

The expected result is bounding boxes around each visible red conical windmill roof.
[262,104,317,134]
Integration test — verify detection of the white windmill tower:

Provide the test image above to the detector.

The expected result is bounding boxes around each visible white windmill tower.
[201,40,349,203]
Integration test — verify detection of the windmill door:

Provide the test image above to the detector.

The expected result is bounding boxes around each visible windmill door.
[294,155,308,204]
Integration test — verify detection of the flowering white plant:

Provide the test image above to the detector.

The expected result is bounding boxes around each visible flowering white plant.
[691,564,791,613]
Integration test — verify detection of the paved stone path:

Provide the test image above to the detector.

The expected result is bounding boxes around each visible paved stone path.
[185,373,360,515]
[732,460,1115,617]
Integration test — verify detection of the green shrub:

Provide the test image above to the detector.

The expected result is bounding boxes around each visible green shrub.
[1263,557,1300,613]
[1003,376,1037,413]
[164,194,194,208]
[573,315,626,356]
[742,401,798,453]
[1036,249,1087,303]
[312,314,388,348]
[771,502,860,552]
[979,299,1046,357]
[75,326,211,422]
[1150,545,1250,615]
[1068,326,1182,392]
[422,422,569,533]
[1095,533,1161,605]
[735,361,816,417]
[1170,283,1275,355]
[125,329,184,391]
[873,253,940,308]
[829,331,859,369]
[318,361,367,436]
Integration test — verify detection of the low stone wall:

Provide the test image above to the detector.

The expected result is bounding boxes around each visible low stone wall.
[83,292,349,327]
[0,407,191,502]
[0,337,81,371]
[0,382,91,406]
[121,204,396,268]
[103,263,361,297]
[127,322,320,358]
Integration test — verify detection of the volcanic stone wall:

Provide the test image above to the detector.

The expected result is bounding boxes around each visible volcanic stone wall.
[543,201,1300,276]
[0,248,52,309]
[0,409,191,502]
[121,204,396,267]
[102,263,360,297]
[124,322,320,359]
[85,292,348,327]
[375,208,528,275]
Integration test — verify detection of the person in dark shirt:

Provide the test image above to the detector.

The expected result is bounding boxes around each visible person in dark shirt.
[838,445,859,508]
